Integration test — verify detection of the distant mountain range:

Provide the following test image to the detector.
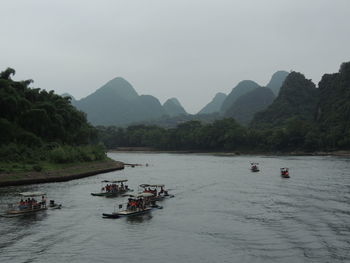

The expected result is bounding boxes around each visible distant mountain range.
[68,70,289,127]
[71,77,190,126]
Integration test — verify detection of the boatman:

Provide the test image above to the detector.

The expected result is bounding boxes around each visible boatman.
[41,195,47,208]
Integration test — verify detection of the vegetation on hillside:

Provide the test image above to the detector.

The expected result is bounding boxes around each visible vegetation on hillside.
[0,68,106,171]
[225,87,275,126]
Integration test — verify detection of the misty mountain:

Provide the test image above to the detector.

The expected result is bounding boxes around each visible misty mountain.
[163,98,187,117]
[225,87,275,126]
[266,71,289,96]
[251,72,318,128]
[198,92,227,114]
[74,77,166,126]
[220,80,260,114]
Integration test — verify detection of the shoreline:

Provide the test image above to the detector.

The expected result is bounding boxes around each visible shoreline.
[0,159,124,187]
[110,147,350,157]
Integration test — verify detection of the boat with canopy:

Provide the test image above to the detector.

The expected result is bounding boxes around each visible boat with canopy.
[2,191,61,217]
[91,179,132,197]
[280,168,290,178]
[250,162,260,172]
[139,184,174,201]
[102,192,160,219]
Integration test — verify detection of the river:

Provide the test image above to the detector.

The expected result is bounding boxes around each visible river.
[0,153,350,263]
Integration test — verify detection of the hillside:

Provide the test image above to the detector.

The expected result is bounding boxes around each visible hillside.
[251,72,318,128]
[316,62,350,148]
[266,71,289,96]
[198,92,227,114]
[220,80,260,114]
[74,77,166,126]
[163,98,187,117]
[0,67,106,167]
[225,87,275,126]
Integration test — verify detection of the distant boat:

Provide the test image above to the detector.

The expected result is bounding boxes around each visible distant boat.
[250,162,260,172]
[280,168,290,178]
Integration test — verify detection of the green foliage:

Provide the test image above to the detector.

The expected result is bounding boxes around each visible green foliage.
[0,67,105,167]
[251,72,318,128]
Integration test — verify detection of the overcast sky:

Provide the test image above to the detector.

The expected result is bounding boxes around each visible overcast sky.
[1,0,350,113]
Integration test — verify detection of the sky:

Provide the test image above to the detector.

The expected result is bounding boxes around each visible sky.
[1,0,350,114]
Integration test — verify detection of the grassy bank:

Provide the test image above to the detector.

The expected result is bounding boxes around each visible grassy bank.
[0,158,124,187]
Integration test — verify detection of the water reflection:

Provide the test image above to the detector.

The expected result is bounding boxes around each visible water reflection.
[126,214,153,224]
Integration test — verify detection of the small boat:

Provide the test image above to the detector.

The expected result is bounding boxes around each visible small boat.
[49,200,62,209]
[250,162,260,172]
[280,168,290,178]
[102,193,160,219]
[91,179,132,197]
[2,191,61,217]
[139,184,174,201]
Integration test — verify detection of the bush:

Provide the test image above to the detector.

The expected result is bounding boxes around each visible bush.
[32,164,43,172]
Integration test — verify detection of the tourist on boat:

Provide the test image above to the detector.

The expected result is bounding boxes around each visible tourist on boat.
[41,195,47,208]
[18,199,26,210]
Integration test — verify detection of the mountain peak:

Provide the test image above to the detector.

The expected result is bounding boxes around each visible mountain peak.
[90,76,139,102]
[220,80,260,114]
[163,98,187,117]
[198,92,227,115]
[266,71,289,96]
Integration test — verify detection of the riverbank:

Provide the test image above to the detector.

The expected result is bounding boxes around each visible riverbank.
[110,147,350,156]
[0,159,124,187]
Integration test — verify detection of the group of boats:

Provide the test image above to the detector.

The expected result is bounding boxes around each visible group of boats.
[90,179,174,219]
[250,163,290,178]
[1,179,173,219]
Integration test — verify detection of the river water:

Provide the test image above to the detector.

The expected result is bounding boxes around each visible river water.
[0,153,350,263]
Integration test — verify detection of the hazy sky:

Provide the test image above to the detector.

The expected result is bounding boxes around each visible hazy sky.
[1,0,350,113]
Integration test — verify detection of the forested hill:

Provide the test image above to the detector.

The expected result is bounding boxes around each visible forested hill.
[225,87,275,126]
[316,62,350,148]
[73,77,166,126]
[0,68,105,165]
[251,72,318,128]
[220,80,260,114]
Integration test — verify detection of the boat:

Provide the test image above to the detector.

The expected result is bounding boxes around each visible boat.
[250,162,260,172]
[280,168,290,178]
[91,179,132,197]
[102,192,160,219]
[49,200,62,209]
[2,191,60,217]
[139,184,174,201]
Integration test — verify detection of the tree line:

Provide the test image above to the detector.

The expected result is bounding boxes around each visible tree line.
[0,68,106,167]
[97,116,346,153]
